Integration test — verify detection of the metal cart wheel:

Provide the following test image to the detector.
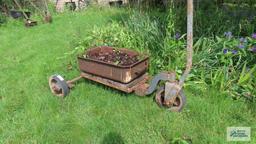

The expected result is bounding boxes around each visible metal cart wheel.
[49,75,70,97]
[155,86,186,112]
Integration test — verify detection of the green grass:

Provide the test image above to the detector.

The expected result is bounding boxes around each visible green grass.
[0,8,255,144]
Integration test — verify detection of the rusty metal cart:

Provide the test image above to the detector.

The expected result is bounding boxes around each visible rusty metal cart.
[49,0,194,112]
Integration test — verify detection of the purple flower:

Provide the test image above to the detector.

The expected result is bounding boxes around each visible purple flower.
[238,44,245,49]
[239,37,247,43]
[249,46,256,53]
[252,48,256,53]
[223,49,228,54]
[224,31,233,38]
[232,50,238,54]
[252,33,256,39]
[175,33,181,40]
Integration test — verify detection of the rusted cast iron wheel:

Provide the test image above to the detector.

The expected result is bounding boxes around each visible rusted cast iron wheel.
[49,75,70,97]
[155,87,186,112]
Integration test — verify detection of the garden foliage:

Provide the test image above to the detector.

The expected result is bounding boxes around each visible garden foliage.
[69,6,256,101]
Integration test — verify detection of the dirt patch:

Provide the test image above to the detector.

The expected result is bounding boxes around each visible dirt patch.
[85,49,139,66]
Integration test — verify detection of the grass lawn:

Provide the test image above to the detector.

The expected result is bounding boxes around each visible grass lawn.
[0,8,255,144]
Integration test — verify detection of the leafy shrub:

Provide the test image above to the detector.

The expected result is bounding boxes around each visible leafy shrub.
[0,13,7,25]
[167,2,256,37]
[68,9,255,101]
[69,11,186,74]
[193,33,256,100]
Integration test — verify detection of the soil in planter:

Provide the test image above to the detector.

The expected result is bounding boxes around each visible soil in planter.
[85,49,140,66]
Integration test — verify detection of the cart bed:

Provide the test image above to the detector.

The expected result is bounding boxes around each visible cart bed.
[78,46,149,83]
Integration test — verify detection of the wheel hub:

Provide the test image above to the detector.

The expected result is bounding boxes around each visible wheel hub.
[48,75,70,97]
[155,82,186,112]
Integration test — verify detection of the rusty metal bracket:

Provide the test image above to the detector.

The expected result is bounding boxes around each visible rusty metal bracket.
[66,75,82,88]
[81,72,149,93]
[145,72,176,95]
[164,82,181,105]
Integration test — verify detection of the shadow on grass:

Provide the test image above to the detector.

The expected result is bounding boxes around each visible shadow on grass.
[101,132,125,144]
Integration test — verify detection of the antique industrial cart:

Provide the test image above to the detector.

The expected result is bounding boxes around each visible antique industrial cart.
[49,0,194,112]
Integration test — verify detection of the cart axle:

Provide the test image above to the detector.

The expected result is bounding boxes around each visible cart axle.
[49,71,186,112]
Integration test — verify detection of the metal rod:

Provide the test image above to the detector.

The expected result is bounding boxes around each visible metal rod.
[179,0,193,86]
[43,0,50,14]
[67,76,82,84]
